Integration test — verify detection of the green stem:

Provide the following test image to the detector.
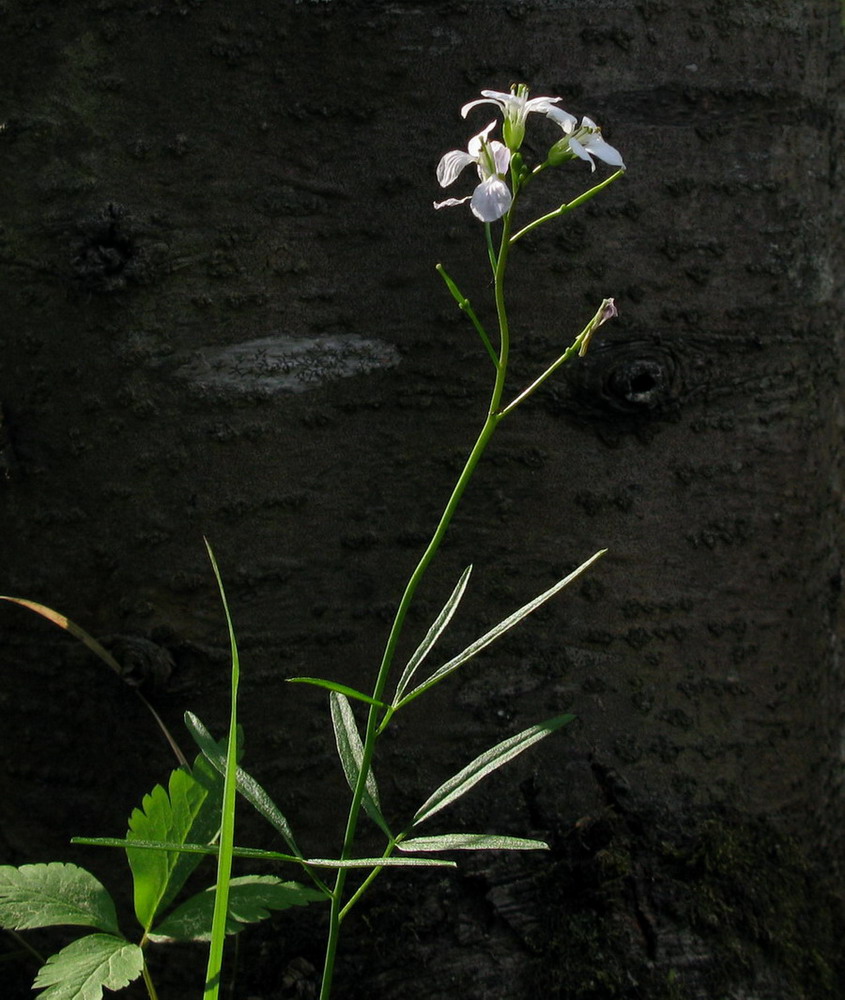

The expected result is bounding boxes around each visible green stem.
[500,341,583,417]
[141,958,160,1000]
[509,169,624,245]
[318,213,514,1000]
[436,263,499,367]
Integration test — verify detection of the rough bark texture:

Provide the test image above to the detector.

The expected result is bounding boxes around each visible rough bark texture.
[1,1,843,998]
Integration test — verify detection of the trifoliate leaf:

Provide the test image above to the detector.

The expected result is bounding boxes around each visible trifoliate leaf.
[148,875,325,942]
[32,934,143,1000]
[0,863,118,934]
[126,752,223,931]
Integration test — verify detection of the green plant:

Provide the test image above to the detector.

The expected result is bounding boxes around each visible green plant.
[1,84,626,999]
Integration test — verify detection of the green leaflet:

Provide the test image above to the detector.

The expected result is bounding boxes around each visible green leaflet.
[0,863,119,935]
[413,713,574,827]
[330,693,392,839]
[126,753,223,932]
[148,875,325,942]
[32,934,143,1000]
[398,833,549,852]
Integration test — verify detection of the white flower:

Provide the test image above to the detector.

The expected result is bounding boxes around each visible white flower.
[434,121,513,222]
[546,108,625,171]
[461,83,568,150]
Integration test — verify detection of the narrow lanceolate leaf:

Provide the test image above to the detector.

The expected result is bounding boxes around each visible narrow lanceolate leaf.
[126,752,223,932]
[72,839,454,869]
[330,692,392,838]
[185,712,300,856]
[0,863,119,935]
[413,714,574,827]
[392,565,473,705]
[32,934,143,1000]
[398,834,549,852]
[287,677,387,708]
[399,550,606,707]
[148,875,325,942]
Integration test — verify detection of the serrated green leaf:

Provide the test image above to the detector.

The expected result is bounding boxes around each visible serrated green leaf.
[413,714,574,827]
[185,712,300,856]
[148,875,324,942]
[0,863,119,934]
[398,834,549,852]
[398,551,606,707]
[330,692,392,838]
[32,934,143,1000]
[393,565,472,705]
[126,752,223,931]
[287,677,387,708]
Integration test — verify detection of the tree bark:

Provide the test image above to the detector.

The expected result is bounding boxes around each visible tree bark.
[1,2,843,997]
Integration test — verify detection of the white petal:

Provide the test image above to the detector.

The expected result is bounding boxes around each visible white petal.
[466,121,497,158]
[478,89,512,102]
[470,176,512,222]
[525,96,562,113]
[568,137,596,171]
[584,135,626,169]
[433,195,472,210]
[490,140,511,175]
[461,97,499,118]
[581,116,598,129]
[437,149,475,188]
[546,106,577,132]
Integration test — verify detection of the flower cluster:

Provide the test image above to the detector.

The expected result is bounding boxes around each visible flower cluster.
[434,84,625,223]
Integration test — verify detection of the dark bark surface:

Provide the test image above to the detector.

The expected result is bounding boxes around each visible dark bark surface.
[1,1,843,997]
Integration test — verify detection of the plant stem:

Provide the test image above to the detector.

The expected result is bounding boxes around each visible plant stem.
[317,214,514,1000]
[509,168,624,244]
[141,959,160,1000]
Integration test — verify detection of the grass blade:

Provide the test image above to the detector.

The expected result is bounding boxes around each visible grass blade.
[202,540,239,1000]
[392,565,472,706]
[398,550,605,708]
[412,714,574,827]
[0,596,187,766]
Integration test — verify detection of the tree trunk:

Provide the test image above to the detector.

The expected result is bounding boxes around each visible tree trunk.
[1,2,843,997]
